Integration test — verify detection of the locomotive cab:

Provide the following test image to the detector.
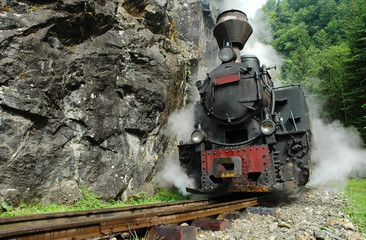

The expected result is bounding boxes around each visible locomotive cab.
[178,9,311,194]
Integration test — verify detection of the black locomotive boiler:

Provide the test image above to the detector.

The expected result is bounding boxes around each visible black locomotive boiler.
[178,10,311,194]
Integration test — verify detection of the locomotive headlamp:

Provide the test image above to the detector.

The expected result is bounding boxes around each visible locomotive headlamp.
[219,46,237,62]
[260,120,276,135]
[191,129,207,144]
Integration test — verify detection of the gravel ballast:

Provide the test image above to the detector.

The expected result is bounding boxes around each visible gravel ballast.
[196,186,365,240]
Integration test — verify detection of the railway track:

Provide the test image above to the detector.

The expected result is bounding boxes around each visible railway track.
[0,195,261,240]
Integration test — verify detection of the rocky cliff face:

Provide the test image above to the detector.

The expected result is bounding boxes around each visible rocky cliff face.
[0,0,217,205]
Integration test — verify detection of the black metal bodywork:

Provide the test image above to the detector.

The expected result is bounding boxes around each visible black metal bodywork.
[178,10,311,194]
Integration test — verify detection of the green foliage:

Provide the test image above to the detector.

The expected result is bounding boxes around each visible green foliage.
[262,0,366,143]
[154,187,187,202]
[0,202,72,218]
[1,201,13,212]
[345,178,366,233]
[274,22,312,54]
[343,0,366,141]
[126,188,187,205]
[75,186,105,209]
[0,187,187,218]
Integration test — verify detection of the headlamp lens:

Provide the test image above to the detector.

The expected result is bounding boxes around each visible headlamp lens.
[219,47,236,62]
[260,120,276,135]
[191,130,206,143]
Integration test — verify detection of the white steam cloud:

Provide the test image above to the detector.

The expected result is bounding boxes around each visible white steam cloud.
[243,9,283,83]
[244,10,282,67]
[166,105,195,143]
[219,0,267,19]
[155,105,196,195]
[309,118,366,186]
[155,153,196,196]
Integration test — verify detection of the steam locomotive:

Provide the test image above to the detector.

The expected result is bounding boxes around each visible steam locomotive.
[178,10,311,193]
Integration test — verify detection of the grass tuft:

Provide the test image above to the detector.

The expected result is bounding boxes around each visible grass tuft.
[75,186,105,209]
[344,178,366,233]
[0,187,187,218]
[126,188,187,205]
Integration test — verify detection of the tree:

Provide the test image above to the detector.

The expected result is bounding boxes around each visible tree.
[261,0,366,142]
[315,44,350,121]
[343,0,366,141]
[274,22,312,55]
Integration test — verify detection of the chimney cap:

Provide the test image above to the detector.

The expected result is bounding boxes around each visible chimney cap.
[216,9,248,23]
[213,9,253,50]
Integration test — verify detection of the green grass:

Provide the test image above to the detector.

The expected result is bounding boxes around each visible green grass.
[125,188,187,205]
[345,178,366,233]
[0,187,187,218]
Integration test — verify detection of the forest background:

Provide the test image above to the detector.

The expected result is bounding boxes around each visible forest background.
[261,0,366,143]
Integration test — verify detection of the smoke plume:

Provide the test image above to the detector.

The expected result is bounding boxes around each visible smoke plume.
[308,117,366,186]
[165,105,195,143]
[155,105,196,195]
[218,0,268,19]
[155,153,196,196]
[243,9,283,82]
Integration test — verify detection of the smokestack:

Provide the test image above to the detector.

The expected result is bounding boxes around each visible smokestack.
[213,10,253,62]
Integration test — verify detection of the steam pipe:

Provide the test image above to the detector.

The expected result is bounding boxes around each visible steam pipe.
[233,47,241,63]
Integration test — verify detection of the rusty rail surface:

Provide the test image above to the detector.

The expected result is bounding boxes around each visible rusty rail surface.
[0,196,260,240]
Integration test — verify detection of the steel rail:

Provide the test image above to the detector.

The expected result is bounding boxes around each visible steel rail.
[0,196,260,240]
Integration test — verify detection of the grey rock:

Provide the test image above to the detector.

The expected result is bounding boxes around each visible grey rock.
[342,221,356,231]
[0,0,217,205]
[348,233,366,240]
[329,211,343,218]
[0,188,19,207]
[246,206,278,216]
[278,221,292,229]
[314,230,327,240]
[41,180,82,205]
